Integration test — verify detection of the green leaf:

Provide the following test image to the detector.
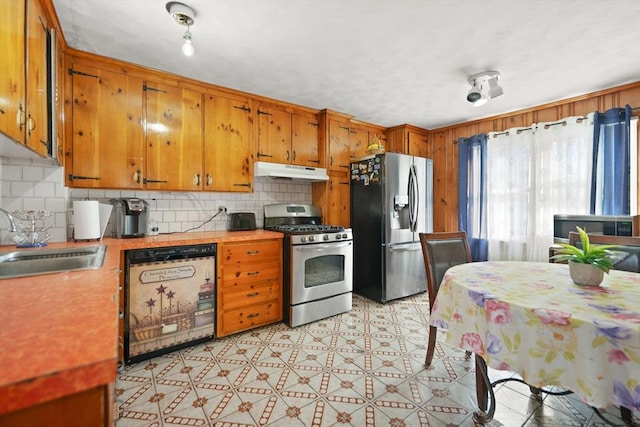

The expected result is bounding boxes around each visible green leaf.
[544,351,557,364]
[592,335,608,348]
[529,348,544,358]
[577,378,592,395]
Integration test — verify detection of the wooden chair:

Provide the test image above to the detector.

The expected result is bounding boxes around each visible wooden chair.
[568,232,640,273]
[419,231,472,367]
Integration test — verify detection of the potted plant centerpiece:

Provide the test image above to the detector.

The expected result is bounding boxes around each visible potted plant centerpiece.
[551,226,618,286]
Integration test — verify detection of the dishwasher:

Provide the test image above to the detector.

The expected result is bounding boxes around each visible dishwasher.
[124,243,216,364]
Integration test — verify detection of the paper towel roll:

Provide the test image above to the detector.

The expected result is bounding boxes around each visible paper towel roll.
[74,200,101,240]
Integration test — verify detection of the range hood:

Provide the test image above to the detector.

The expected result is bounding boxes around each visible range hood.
[254,161,329,182]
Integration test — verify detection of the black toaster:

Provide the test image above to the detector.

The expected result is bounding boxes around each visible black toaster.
[227,212,257,231]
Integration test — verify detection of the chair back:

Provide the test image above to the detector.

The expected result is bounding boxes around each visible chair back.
[568,232,640,273]
[419,231,472,309]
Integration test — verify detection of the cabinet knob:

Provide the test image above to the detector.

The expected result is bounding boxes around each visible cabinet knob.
[206,173,212,186]
[247,313,260,319]
[246,292,260,297]
[247,271,260,276]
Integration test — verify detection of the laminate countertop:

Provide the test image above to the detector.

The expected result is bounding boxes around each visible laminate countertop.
[0,230,283,415]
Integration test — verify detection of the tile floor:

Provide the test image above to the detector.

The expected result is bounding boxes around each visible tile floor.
[115,293,638,427]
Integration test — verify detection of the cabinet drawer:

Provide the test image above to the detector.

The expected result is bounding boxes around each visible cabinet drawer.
[221,240,281,265]
[219,300,282,336]
[221,281,281,310]
[221,262,281,287]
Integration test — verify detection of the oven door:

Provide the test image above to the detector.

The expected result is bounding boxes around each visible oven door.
[290,240,353,305]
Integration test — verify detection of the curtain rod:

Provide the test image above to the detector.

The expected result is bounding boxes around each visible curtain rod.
[452,109,636,144]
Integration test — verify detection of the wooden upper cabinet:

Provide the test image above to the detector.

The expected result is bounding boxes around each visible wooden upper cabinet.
[348,125,368,162]
[25,0,49,157]
[0,0,51,158]
[0,0,26,144]
[256,103,292,164]
[328,119,351,172]
[67,64,144,189]
[408,130,431,158]
[203,94,252,192]
[144,82,203,191]
[385,125,430,158]
[291,113,320,166]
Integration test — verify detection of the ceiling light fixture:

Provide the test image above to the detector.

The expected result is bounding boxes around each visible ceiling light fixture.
[166,2,196,57]
[466,71,503,107]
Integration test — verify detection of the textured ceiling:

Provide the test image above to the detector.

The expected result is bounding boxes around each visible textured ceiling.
[52,0,640,130]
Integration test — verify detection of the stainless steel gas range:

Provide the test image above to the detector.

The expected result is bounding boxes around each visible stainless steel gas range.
[264,203,353,327]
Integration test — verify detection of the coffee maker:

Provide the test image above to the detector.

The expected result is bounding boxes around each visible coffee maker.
[110,198,149,238]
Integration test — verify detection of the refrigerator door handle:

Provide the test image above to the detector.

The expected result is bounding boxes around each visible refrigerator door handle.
[409,165,419,232]
[408,165,414,231]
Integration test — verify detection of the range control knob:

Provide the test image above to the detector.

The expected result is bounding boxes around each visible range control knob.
[323,234,330,241]
[336,234,342,240]
[300,236,307,243]
[342,233,348,239]
[308,235,315,242]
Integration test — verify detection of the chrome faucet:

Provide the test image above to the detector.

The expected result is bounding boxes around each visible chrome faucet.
[0,208,17,232]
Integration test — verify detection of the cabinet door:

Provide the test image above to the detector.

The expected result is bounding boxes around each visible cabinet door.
[326,171,350,227]
[328,119,351,172]
[144,82,203,191]
[291,113,320,166]
[256,104,291,164]
[408,130,430,158]
[25,0,49,156]
[203,94,252,192]
[0,0,26,144]
[349,126,368,163]
[68,65,144,188]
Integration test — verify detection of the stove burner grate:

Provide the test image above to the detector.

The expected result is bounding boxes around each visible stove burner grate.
[269,224,345,234]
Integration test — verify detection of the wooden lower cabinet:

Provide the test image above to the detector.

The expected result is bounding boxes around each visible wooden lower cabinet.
[0,383,113,427]
[216,239,283,337]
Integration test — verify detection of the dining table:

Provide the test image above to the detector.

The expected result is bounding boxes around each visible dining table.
[429,261,640,424]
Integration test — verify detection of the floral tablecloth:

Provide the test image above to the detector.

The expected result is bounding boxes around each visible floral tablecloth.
[430,261,640,411]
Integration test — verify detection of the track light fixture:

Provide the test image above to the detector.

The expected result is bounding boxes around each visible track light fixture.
[467,71,503,107]
[166,2,196,57]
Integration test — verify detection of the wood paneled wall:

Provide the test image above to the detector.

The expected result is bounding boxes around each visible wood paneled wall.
[427,82,640,232]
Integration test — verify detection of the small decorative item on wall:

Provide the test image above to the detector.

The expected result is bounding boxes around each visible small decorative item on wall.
[551,226,618,286]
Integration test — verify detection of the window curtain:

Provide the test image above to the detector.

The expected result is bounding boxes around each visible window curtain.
[591,105,632,215]
[458,134,487,261]
[486,117,593,261]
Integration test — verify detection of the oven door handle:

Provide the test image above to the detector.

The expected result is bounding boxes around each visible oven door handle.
[295,242,353,251]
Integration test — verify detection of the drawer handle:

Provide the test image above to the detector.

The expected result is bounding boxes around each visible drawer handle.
[246,250,259,255]
[247,271,260,276]
[247,313,260,319]
[246,292,260,297]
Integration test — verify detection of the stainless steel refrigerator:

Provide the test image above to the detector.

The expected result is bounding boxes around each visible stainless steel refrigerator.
[350,152,433,303]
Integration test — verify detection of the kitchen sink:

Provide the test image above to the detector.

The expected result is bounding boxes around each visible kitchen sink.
[0,245,107,279]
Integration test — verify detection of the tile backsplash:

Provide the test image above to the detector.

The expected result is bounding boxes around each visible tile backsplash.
[1,156,312,245]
